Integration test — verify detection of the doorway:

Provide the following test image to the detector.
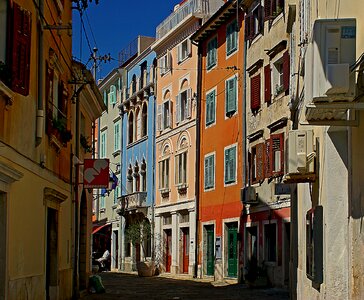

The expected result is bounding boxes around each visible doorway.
[46,208,58,300]
[113,230,118,269]
[0,193,6,300]
[181,228,189,274]
[227,223,238,277]
[205,225,214,276]
[164,229,172,272]
[284,222,291,286]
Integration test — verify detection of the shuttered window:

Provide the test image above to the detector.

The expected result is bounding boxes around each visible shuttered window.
[10,3,31,96]
[175,151,187,185]
[244,5,263,42]
[264,64,271,102]
[204,154,215,190]
[159,158,170,189]
[264,0,284,21]
[224,145,237,185]
[226,76,237,115]
[265,139,272,178]
[206,90,216,126]
[250,74,261,111]
[109,85,117,105]
[206,37,217,70]
[226,20,238,56]
[270,133,284,175]
[114,122,120,151]
[251,143,265,184]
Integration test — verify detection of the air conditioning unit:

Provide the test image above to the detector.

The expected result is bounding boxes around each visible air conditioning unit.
[241,187,258,204]
[305,19,356,102]
[285,130,316,183]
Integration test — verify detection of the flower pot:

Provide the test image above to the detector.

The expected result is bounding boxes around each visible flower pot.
[136,261,155,277]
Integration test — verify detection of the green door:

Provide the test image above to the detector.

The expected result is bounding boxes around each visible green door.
[227,225,238,277]
[206,226,214,276]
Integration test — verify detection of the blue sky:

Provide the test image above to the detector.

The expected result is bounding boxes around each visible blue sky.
[72,0,177,80]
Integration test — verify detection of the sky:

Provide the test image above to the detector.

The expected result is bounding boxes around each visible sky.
[72,0,178,80]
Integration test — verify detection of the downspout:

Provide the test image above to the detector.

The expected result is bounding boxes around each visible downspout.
[151,74,156,263]
[192,38,202,278]
[118,88,124,270]
[36,0,44,145]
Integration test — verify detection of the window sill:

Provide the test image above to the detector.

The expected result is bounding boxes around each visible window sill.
[224,181,237,187]
[100,208,106,213]
[112,149,121,157]
[176,183,188,194]
[204,186,215,192]
[206,63,217,72]
[270,12,284,28]
[205,121,216,129]
[177,55,190,65]
[160,188,170,197]
[250,33,263,46]
[127,135,148,148]
[226,48,238,59]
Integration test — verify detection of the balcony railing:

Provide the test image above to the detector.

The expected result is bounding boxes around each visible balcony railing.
[122,192,147,210]
[118,38,138,67]
[156,0,208,40]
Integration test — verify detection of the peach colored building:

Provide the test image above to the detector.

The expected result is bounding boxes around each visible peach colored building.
[152,0,224,275]
[191,0,244,281]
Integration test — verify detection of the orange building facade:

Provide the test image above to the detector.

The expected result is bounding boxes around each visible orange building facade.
[192,0,245,281]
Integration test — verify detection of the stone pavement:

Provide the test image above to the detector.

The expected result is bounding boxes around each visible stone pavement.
[82,272,290,300]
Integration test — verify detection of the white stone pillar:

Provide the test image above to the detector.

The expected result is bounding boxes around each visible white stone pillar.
[171,211,179,274]
[188,209,196,275]
[154,214,161,264]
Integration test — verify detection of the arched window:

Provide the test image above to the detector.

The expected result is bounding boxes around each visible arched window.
[133,161,140,193]
[128,112,134,144]
[132,74,137,94]
[136,107,141,140]
[141,158,147,191]
[142,103,148,137]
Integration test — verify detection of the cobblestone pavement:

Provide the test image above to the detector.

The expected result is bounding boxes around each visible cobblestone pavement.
[82,272,290,300]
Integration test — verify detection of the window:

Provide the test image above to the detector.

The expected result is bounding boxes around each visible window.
[264,64,272,103]
[272,58,284,96]
[224,145,237,185]
[178,39,191,63]
[270,133,284,175]
[142,103,148,137]
[176,89,192,123]
[206,37,217,70]
[2,3,31,95]
[159,158,170,189]
[225,76,237,116]
[204,153,215,190]
[103,90,108,106]
[226,20,238,56]
[264,223,277,262]
[109,85,117,105]
[250,74,261,111]
[205,89,216,126]
[100,130,107,158]
[114,122,120,151]
[175,152,187,185]
[136,107,141,140]
[157,100,172,131]
[159,52,171,76]
[245,5,263,41]
[264,0,284,21]
[163,215,172,225]
[306,206,323,283]
[251,143,265,184]
[100,195,105,209]
[128,112,134,144]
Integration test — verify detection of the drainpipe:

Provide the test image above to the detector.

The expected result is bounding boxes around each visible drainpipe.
[151,79,156,263]
[192,37,202,278]
[36,0,44,145]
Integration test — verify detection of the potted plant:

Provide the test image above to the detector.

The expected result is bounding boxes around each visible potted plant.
[80,134,92,153]
[125,219,155,277]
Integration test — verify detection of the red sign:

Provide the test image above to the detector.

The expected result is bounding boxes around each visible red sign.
[83,159,109,188]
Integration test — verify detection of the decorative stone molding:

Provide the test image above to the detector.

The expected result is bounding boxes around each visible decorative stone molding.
[0,161,23,184]
[44,187,67,210]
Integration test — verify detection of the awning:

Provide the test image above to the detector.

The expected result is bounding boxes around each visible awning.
[92,223,111,235]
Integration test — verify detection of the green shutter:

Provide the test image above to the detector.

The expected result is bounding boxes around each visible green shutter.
[225,150,229,183]
[210,156,214,188]
[226,77,237,114]
[230,147,236,182]
[103,90,107,105]
[204,157,209,188]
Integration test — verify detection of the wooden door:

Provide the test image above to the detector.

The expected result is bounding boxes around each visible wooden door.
[165,230,172,272]
[206,226,214,276]
[227,224,238,277]
[182,228,189,273]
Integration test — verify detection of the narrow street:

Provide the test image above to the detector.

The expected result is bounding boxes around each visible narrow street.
[83,272,289,300]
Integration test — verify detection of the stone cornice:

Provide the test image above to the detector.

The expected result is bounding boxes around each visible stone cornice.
[0,161,23,184]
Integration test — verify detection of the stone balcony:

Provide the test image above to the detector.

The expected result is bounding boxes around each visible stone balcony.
[121,191,147,211]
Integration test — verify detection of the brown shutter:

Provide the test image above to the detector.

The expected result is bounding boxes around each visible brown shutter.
[10,3,31,96]
[249,13,254,40]
[264,64,271,103]
[279,133,285,175]
[264,0,272,21]
[256,143,265,181]
[45,62,54,135]
[283,51,290,93]
[265,139,272,178]
[250,74,261,111]
[271,133,284,175]
[258,5,264,34]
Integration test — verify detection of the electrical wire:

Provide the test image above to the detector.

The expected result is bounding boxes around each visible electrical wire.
[85,10,98,49]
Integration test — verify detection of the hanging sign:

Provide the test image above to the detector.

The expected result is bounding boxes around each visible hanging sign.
[83,159,109,188]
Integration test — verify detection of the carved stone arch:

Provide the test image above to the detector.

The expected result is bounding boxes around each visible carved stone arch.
[142,101,148,137]
[163,89,171,101]
[180,78,189,91]
[177,131,191,151]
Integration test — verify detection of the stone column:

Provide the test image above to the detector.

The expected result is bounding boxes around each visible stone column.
[171,211,179,274]
[120,215,126,271]
[188,208,196,275]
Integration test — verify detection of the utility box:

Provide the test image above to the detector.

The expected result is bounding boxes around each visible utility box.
[305,19,356,102]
